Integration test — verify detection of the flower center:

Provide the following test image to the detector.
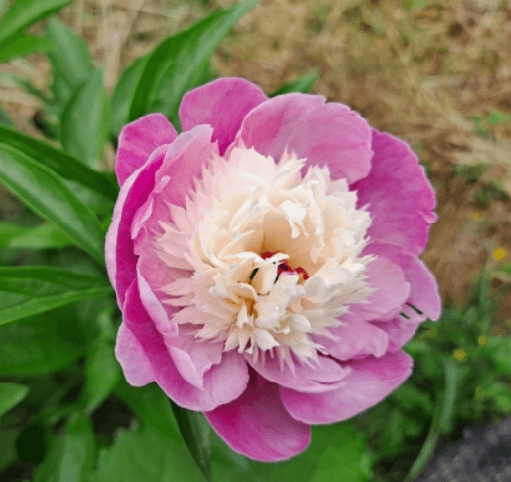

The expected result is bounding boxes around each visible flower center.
[155,146,375,369]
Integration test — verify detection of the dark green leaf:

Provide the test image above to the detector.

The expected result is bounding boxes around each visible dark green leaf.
[0,221,73,249]
[0,0,73,45]
[129,0,259,127]
[0,125,118,200]
[171,401,212,482]
[84,336,121,413]
[0,428,19,472]
[45,19,93,105]
[270,69,319,97]
[61,68,111,168]
[0,382,29,417]
[0,308,88,376]
[0,266,112,326]
[92,422,203,482]
[115,382,181,444]
[111,55,149,137]
[0,144,106,264]
[0,34,55,63]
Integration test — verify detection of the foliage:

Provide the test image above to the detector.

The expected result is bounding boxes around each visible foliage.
[0,0,509,481]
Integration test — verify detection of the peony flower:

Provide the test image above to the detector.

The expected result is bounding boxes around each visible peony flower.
[106,77,441,462]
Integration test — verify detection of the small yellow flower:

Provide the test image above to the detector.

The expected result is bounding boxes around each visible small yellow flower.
[493,247,507,261]
[478,335,487,346]
[471,211,483,220]
[453,348,467,362]
[425,326,437,337]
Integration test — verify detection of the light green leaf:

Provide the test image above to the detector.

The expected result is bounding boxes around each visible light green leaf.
[0,34,55,63]
[115,382,181,444]
[0,125,118,200]
[0,308,88,376]
[0,106,13,126]
[45,19,93,105]
[92,422,203,482]
[59,412,96,482]
[0,266,112,326]
[171,402,212,482]
[488,109,511,126]
[111,55,149,137]
[0,0,73,44]
[0,144,106,264]
[34,412,96,482]
[0,382,29,417]
[0,221,73,249]
[270,69,319,97]
[61,68,111,168]
[84,335,121,413]
[129,0,259,127]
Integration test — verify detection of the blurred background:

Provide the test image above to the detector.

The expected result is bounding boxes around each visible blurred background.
[1,0,511,481]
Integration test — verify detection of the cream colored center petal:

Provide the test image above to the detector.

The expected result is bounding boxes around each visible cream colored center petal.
[156,146,376,370]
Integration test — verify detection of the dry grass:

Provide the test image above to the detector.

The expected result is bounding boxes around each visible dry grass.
[1,0,511,323]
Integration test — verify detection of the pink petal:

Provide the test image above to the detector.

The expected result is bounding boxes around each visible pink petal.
[115,113,178,186]
[231,94,373,184]
[205,374,311,461]
[105,146,167,309]
[122,280,249,411]
[179,77,268,155]
[351,129,437,256]
[314,313,389,362]
[280,350,413,424]
[357,254,411,320]
[115,322,154,386]
[245,353,351,393]
[363,240,442,322]
[165,325,224,390]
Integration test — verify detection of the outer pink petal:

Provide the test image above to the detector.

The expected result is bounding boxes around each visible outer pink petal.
[122,280,249,411]
[351,129,437,256]
[231,93,373,184]
[205,374,311,461]
[362,240,442,352]
[115,113,178,186]
[115,322,154,386]
[280,350,413,424]
[179,77,268,155]
[357,254,411,320]
[245,353,351,393]
[105,145,167,309]
[314,313,389,362]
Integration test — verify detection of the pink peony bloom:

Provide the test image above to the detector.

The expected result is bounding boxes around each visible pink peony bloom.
[106,77,441,462]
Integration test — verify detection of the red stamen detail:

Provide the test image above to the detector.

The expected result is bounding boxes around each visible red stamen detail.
[261,251,277,260]
[259,251,309,280]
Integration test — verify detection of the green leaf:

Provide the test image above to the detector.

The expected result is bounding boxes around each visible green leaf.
[0,382,29,417]
[488,109,511,126]
[111,55,149,137]
[0,308,88,376]
[0,34,55,63]
[0,125,118,200]
[0,221,73,249]
[45,19,93,105]
[0,0,73,45]
[84,335,121,413]
[0,106,13,126]
[404,0,429,9]
[0,428,19,472]
[0,266,112,326]
[270,69,319,97]
[60,68,111,168]
[0,144,106,264]
[34,412,96,482]
[115,382,181,444]
[129,0,259,127]
[171,402,212,482]
[92,422,203,482]
[59,412,96,482]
